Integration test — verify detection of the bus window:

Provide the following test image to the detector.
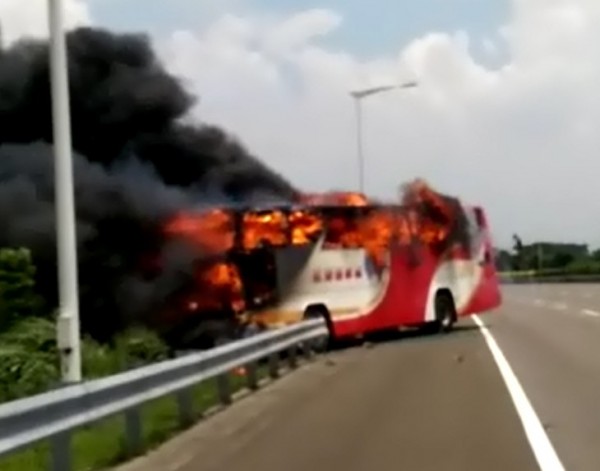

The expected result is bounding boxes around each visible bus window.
[321,205,397,268]
[322,206,364,249]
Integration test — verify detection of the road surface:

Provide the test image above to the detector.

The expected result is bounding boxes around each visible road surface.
[497,283,600,471]
[116,284,600,471]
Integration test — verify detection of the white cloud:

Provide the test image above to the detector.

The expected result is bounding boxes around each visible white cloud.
[0,0,90,46]
[2,0,599,248]
[161,1,600,247]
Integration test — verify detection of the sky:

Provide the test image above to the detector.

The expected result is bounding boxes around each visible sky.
[1,0,599,249]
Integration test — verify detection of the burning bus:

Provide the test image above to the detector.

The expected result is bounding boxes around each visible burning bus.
[160,180,502,348]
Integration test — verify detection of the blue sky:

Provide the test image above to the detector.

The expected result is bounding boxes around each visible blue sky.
[89,0,509,59]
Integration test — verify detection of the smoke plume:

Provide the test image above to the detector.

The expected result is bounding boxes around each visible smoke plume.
[0,27,297,342]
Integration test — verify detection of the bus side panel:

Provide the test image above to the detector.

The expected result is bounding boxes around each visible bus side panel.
[390,245,442,326]
[460,244,502,315]
[331,244,439,338]
[330,316,365,339]
[461,209,502,315]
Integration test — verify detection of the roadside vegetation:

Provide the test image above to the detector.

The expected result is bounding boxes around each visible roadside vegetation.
[0,247,170,404]
[0,246,262,471]
[495,234,600,280]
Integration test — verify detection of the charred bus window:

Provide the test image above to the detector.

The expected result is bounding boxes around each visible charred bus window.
[288,209,323,245]
[239,208,323,251]
[322,205,400,248]
[241,210,288,250]
[322,206,368,249]
[233,248,277,309]
[234,207,323,311]
[320,205,400,269]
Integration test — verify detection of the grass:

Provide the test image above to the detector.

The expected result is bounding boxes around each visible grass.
[0,367,262,471]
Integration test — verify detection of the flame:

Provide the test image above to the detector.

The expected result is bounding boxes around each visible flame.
[185,262,245,313]
[299,191,369,207]
[289,210,323,244]
[164,208,324,317]
[320,179,463,266]
[167,207,324,254]
[401,179,456,246]
[242,211,287,250]
[161,179,464,321]
[359,209,395,267]
[165,209,234,254]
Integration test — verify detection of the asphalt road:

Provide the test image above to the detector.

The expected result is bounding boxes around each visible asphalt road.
[497,283,600,471]
[116,284,600,471]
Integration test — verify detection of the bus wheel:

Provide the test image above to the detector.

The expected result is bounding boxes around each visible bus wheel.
[434,291,456,334]
[303,304,333,352]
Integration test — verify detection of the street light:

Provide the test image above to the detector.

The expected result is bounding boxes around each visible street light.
[48,0,82,383]
[349,81,418,194]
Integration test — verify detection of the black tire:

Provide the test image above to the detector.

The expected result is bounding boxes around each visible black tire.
[303,305,332,352]
[433,291,456,333]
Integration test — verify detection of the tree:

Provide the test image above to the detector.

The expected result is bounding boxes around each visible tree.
[511,234,525,270]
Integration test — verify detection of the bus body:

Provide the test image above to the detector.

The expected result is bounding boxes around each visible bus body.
[250,203,502,340]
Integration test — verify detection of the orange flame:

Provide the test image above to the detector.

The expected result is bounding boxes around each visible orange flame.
[321,180,461,266]
[401,179,455,245]
[162,179,463,318]
[299,191,369,207]
[185,262,245,313]
[242,211,287,250]
[289,210,324,245]
[165,209,234,255]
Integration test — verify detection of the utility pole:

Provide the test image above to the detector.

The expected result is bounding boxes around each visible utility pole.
[349,81,418,194]
[48,0,82,383]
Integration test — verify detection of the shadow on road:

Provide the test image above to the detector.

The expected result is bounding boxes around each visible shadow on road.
[327,320,485,352]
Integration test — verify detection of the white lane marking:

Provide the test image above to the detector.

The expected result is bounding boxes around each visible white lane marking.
[473,315,566,471]
[581,309,600,318]
[552,303,567,311]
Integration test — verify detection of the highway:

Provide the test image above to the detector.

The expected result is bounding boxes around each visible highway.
[116,284,600,471]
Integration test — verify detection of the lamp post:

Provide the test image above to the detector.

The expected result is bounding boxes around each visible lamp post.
[349,81,418,194]
[48,0,82,383]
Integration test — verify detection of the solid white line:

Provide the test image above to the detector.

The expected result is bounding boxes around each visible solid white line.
[473,315,565,471]
[581,309,600,318]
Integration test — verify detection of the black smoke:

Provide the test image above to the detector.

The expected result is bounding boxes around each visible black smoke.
[0,27,298,342]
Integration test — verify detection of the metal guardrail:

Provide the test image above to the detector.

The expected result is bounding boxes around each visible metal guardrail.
[0,318,329,470]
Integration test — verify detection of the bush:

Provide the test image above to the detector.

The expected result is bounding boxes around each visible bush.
[113,327,170,370]
[82,327,170,378]
[1,316,57,352]
[0,322,171,403]
[565,259,600,275]
[0,248,44,332]
[0,246,172,403]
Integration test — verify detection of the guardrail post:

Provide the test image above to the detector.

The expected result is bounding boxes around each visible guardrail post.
[288,345,298,369]
[216,374,232,405]
[176,388,195,428]
[50,432,71,471]
[268,352,280,378]
[124,407,143,457]
[301,340,313,361]
[246,362,259,391]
